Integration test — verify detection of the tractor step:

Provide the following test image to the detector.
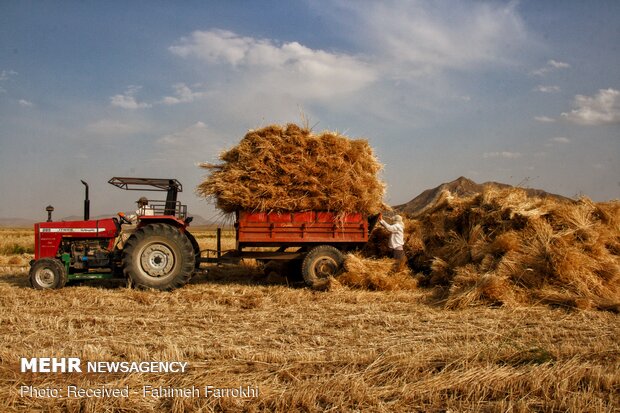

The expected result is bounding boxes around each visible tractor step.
[67,273,117,281]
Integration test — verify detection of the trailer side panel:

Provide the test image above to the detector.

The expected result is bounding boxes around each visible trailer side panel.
[236,211,368,247]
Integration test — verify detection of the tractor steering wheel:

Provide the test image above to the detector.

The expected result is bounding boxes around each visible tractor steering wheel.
[118,212,132,225]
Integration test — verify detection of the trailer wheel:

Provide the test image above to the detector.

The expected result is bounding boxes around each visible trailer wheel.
[302,245,344,287]
[123,223,195,290]
[29,258,67,290]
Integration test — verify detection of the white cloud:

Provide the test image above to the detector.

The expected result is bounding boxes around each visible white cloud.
[0,69,17,81]
[158,121,208,146]
[1,70,18,93]
[155,121,223,162]
[169,29,376,100]
[338,1,528,76]
[345,1,526,76]
[167,6,532,122]
[18,99,33,107]
[170,30,250,64]
[550,137,570,144]
[483,151,522,159]
[165,2,537,124]
[85,119,149,137]
[110,83,206,109]
[561,89,620,125]
[531,59,570,76]
[549,59,570,69]
[534,85,560,93]
[161,83,206,105]
[534,116,556,123]
[110,86,151,109]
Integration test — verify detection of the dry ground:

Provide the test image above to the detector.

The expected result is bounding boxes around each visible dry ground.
[0,228,618,412]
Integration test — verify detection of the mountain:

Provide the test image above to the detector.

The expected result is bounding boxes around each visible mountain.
[393,176,572,216]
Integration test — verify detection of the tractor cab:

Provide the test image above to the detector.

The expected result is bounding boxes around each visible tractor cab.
[108,177,192,227]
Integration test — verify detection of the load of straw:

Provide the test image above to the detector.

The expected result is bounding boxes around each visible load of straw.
[367,186,620,311]
[336,253,418,291]
[197,123,386,214]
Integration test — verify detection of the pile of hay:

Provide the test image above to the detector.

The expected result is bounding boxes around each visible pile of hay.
[198,123,386,214]
[371,187,620,311]
[420,188,620,310]
[336,253,418,291]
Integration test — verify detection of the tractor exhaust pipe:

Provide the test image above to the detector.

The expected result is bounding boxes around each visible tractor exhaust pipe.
[81,180,90,221]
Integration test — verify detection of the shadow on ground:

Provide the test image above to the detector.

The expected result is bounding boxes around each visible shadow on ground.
[0,261,305,290]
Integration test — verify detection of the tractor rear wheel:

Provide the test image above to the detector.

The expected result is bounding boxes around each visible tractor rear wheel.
[122,223,195,290]
[301,245,344,287]
[29,258,67,290]
[185,231,201,270]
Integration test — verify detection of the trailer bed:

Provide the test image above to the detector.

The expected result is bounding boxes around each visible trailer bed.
[236,211,369,248]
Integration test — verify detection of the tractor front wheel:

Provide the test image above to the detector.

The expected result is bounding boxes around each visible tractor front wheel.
[122,223,195,290]
[29,258,67,290]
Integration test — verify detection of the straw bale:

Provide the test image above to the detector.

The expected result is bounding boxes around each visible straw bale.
[445,266,517,309]
[437,188,619,310]
[197,123,386,214]
[311,276,344,291]
[337,253,418,291]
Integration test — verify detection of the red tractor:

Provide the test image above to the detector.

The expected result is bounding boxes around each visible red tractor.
[29,178,199,290]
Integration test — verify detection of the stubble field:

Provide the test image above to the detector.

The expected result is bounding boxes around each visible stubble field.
[0,228,618,412]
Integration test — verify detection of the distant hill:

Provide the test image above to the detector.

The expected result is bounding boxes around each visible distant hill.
[59,213,214,226]
[59,214,120,222]
[0,218,36,228]
[0,213,214,228]
[393,176,572,216]
[185,214,215,226]
[1,178,573,226]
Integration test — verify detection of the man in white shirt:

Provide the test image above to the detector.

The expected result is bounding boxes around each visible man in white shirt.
[378,213,407,271]
[116,197,155,249]
[135,197,155,217]
[125,197,155,225]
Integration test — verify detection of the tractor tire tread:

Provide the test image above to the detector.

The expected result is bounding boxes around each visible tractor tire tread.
[122,223,194,290]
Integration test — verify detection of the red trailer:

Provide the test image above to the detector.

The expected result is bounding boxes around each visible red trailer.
[203,210,376,285]
[237,210,369,246]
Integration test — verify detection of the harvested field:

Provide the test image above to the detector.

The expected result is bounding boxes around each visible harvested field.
[0,228,33,256]
[1,265,619,412]
[3,187,620,411]
[197,123,386,215]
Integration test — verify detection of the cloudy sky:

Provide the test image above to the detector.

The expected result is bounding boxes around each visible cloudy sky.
[1,1,618,221]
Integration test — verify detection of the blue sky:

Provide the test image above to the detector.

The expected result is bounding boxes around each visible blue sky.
[1,0,618,221]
